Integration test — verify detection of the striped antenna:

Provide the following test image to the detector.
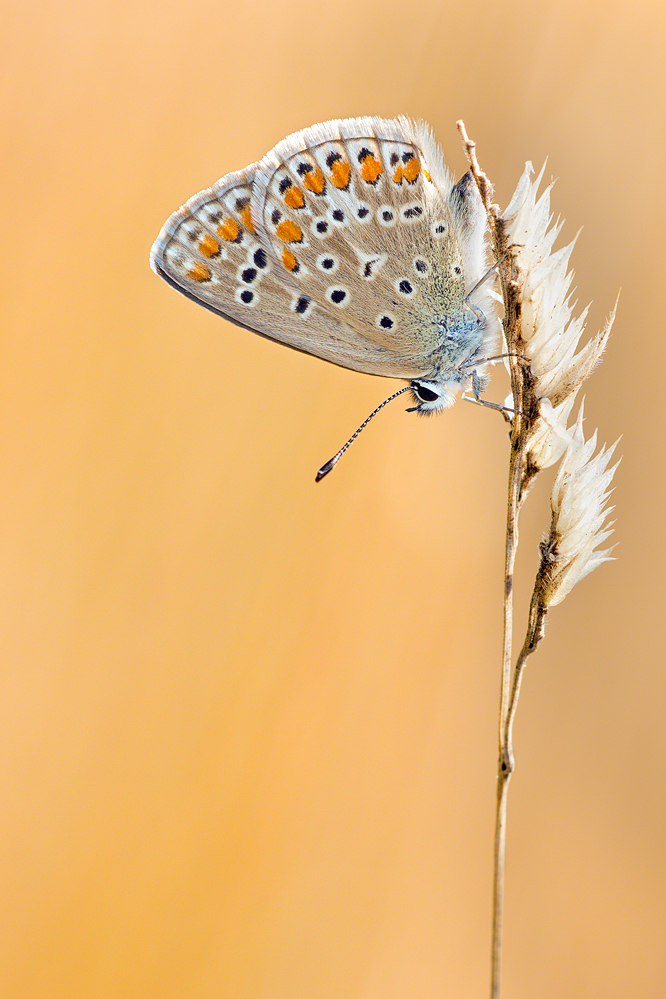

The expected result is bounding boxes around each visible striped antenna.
[315,385,412,481]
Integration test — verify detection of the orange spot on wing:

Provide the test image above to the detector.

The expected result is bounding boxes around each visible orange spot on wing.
[402,157,420,183]
[282,248,298,271]
[424,169,432,182]
[284,187,304,209]
[187,262,211,282]
[393,165,403,183]
[240,206,255,233]
[360,154,383,183]
[302,167,325,193]
[217,217,240,241]
[276,220,302,242]
[330,160,351,188]
[198,234,219,257]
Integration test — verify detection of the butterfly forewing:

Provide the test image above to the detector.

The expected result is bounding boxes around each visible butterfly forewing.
[151,166,415,373]
[151,117,491,385]
[151,167,300,333]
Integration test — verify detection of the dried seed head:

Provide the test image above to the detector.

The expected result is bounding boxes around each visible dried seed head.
[525,396,577,470]
[541,404,620,607]
[504,164,616,471]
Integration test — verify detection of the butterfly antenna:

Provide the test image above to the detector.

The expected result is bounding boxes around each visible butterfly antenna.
[315,385,412,482]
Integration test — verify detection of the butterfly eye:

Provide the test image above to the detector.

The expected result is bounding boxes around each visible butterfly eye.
[407,381,452,414]
[413,383,439,403]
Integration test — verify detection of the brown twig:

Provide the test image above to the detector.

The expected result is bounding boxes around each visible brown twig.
[456,121,617,999]
[458,120,539,999]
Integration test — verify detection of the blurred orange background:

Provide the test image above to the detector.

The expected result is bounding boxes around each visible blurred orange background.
[2,1,665,997]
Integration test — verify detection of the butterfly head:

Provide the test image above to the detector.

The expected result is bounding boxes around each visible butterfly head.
[407,379,459,414]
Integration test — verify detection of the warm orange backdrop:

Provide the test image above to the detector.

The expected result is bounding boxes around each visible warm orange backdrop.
[2,2,664,997]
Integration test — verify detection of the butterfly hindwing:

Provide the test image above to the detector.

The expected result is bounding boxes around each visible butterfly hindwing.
[252,117,484,358]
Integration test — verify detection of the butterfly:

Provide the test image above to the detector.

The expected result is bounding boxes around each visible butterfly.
[150,117,498,476]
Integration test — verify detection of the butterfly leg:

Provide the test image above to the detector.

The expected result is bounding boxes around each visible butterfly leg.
[466,369,516,417]
[462,391,520,420]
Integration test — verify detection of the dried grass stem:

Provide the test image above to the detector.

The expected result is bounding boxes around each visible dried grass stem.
[457,120,617,999]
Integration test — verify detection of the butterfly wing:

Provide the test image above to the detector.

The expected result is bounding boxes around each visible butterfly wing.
[151,117,487,381]
[150,164,407,374]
